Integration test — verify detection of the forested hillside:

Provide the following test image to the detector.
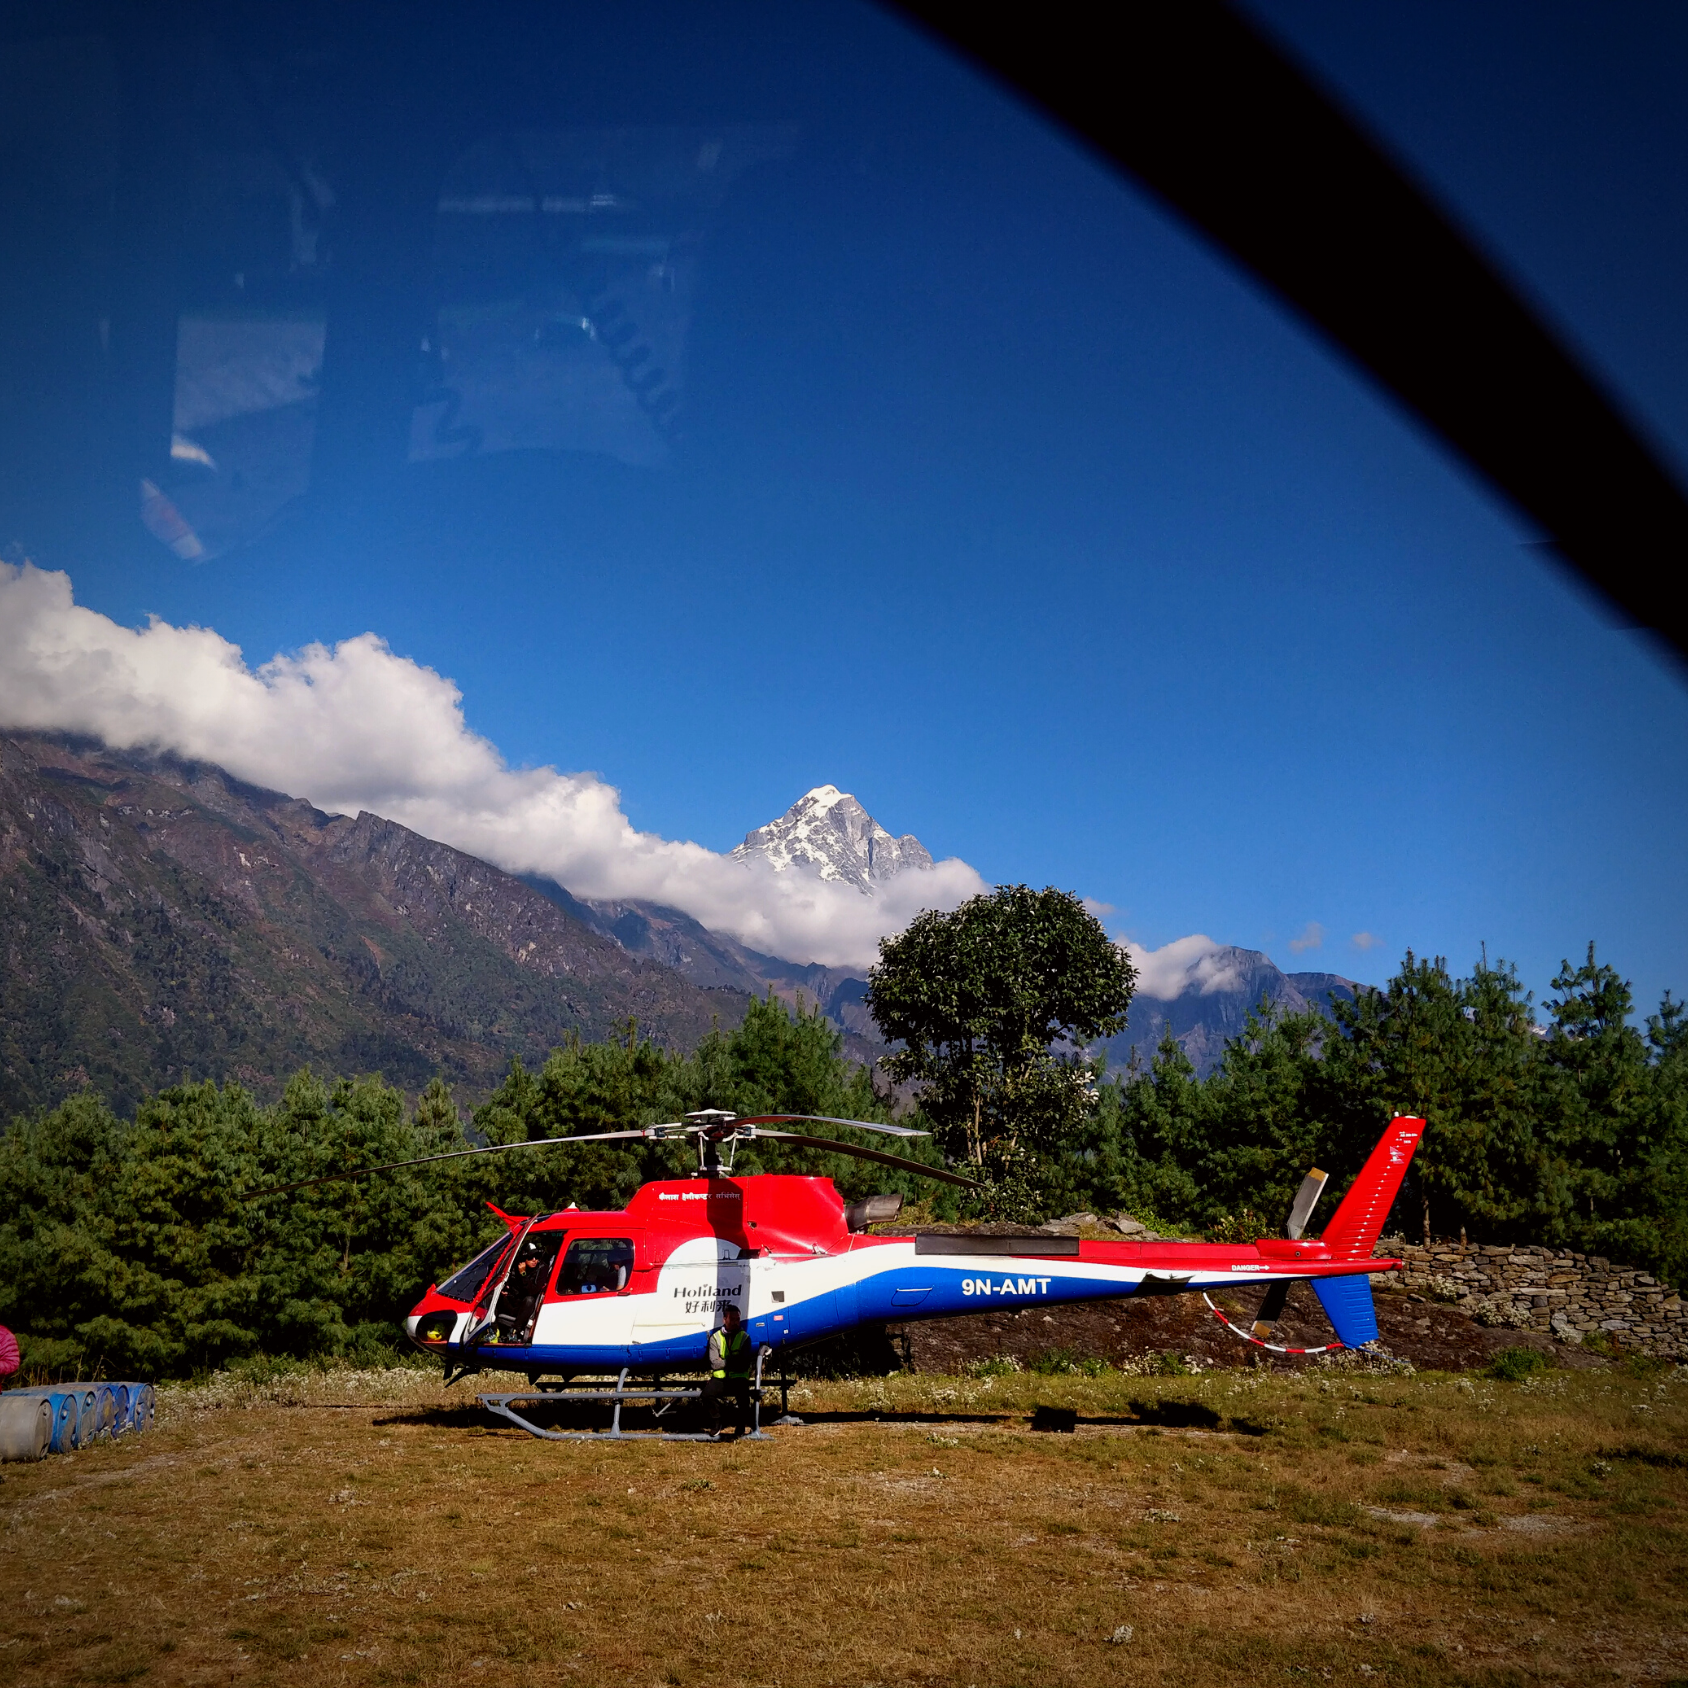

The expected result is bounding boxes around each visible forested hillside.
[0,996,902,1378]
[4,948,1684,1381]
[1068,949,1688,1286]
[0,733,745,1116]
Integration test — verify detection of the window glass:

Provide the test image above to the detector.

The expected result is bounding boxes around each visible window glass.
[436,1235,512,1303]
[555,1236,634,1296]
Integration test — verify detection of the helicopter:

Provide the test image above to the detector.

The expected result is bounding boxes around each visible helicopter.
[252,1109,1425,1439]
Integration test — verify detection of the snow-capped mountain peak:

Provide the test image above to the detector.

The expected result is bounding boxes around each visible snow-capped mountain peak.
[731,786,934,894]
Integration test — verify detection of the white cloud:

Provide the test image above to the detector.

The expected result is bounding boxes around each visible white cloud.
[1122,934,1246,1000]
[1288,921,1325,954]
[1351,930,1384,952]
[0,563,988,968]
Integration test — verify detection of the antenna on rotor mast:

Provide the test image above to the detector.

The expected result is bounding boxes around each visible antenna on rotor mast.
[686,1109,739,1178]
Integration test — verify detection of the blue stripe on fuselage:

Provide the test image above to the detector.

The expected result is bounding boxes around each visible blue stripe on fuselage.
[852,1263,1142,1322]
[435,1264,1293,1372]
[848,1262,1305,1322]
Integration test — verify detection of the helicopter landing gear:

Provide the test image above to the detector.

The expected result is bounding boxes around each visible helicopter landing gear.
[478,1347,793,1441]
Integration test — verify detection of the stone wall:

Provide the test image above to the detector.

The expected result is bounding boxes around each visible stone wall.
[1381,1239,1687,1360]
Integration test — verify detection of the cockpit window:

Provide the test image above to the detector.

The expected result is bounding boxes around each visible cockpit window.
[555,1236,634,1296]
[436,1236,513,1304]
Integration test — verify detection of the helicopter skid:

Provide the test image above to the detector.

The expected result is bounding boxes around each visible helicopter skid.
[477,1362,782,1441]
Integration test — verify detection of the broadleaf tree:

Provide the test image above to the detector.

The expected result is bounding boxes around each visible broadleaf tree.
[865,885,1134,1212]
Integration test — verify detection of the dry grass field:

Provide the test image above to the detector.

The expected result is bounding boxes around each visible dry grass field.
[2,1356,1685,1688]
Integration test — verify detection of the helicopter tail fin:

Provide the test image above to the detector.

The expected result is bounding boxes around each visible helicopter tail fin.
[1318,1116,1425,1260]
[1312,1274,1380,1346]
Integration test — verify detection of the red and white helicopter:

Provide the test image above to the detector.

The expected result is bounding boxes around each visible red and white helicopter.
[262,1109,1424,1439]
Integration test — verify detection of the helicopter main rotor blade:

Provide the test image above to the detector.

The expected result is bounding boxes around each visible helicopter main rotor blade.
[239,1128,668,1201]
[240,1116,972,1200]
[750,1129,983,1190]
[734,1113,927,1139]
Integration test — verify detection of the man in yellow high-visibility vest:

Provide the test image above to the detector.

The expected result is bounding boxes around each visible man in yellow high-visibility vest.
[701,1304,753,1438]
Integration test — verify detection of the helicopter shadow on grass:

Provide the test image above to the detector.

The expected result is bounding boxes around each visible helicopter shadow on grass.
[796,1401,1274,1435]
[370,1405,497,1431]
[357,1401,1273,1436]
[369,1400,716,1436]
[361,1402,1147,1433]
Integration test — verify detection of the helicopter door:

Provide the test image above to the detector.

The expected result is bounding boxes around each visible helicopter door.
[491,1230,564,1346]
[632,1235,748,1356]
[463,1219,534,1346]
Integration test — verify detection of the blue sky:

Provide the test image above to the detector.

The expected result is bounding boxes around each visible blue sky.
[45,1,1688,1013]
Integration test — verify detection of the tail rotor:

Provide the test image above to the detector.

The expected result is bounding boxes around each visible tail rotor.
[1212,1117,1424,1354]
[1247,1165,1329,1342]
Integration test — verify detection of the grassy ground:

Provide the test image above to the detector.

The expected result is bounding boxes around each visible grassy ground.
[2,1357,1685,1687]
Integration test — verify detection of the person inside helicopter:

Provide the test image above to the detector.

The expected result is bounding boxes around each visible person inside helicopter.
[493,1235,561,1344]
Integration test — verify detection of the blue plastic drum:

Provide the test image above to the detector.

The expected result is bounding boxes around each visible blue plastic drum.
[45,1391,78,1452]
[128,1384,156,1433]
[14,1382,153,1446]
[50,1384,107,1443]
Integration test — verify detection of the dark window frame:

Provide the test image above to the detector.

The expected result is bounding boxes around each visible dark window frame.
[551,1234,637,1298]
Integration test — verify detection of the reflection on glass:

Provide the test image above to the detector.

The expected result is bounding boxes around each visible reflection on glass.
[162,307,324,558]
[413,126,793,468]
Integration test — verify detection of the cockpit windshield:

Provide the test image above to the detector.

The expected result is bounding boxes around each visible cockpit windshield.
[436,1236,514,1304]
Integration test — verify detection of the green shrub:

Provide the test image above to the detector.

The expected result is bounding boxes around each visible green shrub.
[1618,1352,1671,1380]
[1204,1208,1268,1245]
[1026,1346,1109,1377]
[1487,1346,1551,1382]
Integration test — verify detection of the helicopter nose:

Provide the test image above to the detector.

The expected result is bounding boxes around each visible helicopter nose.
[408,1309,461,1346]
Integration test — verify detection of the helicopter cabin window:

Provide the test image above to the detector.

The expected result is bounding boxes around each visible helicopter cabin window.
[436,1236,513,1304]
[554,1236,634,1297]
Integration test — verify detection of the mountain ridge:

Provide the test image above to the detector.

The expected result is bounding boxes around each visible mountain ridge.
[1104,946,1359,1075]
[0,732,746,1117]
[1,740,1362,1115]
[535,790,1361,1080]
[535,879,1360,1081]
[522,878,882,1059]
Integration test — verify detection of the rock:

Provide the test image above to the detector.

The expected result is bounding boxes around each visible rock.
[1039,1213,1099,1236]
[1110,1625,1134,1645]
